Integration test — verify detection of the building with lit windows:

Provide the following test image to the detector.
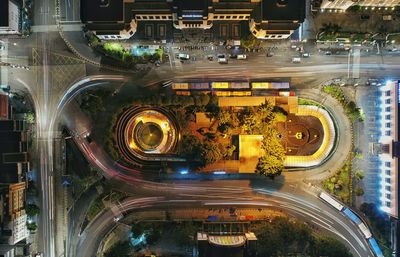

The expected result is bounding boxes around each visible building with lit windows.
[0,92,29,248]
[0,0,21,35]
[318,0,399,11]
[376,80,399,218]
[81,0,305,40]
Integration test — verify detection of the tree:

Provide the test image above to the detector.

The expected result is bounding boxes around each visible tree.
[355,187,364,196]
[200,141,224,166]
[104,241,131,257]
[26,222,37,231]
[256,127,286,178]
[178,135,203,163]
[26,204,40,216]
[355,170,365,180]
[311,236,352,257]
[255,155,284,178]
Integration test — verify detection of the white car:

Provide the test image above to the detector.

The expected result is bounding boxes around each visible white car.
[292,57,301,63]
[35,253,43,257]
[237,54,247,60]
[217,54,228,64]
[178,53,190,60]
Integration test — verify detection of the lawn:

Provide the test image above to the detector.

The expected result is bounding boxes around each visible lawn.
[87,196,105,221]
[322,154,352,204]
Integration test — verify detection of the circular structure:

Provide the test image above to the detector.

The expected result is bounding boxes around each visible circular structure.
[115,107,180,165]
[135,122,163,150]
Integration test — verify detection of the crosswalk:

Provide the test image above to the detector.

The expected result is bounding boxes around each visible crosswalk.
[31,23,83,32]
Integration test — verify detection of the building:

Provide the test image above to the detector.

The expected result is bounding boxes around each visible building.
[197,223,257,257]
[81,0,305,40]
[318,0,399,11]
[376,80,399,218]
[0,0,21,35]
[0,93,29,247]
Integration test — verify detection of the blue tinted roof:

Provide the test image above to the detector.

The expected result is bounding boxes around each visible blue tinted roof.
[368,238,384,257]
[343,208,361,224]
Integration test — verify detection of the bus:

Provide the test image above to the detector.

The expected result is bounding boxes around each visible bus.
[319,192,344,211]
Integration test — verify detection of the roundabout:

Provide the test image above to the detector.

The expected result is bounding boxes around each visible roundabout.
[116,107,180,164]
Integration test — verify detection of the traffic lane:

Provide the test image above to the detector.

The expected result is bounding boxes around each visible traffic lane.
[75,197,372,257]
[67,185,98,257]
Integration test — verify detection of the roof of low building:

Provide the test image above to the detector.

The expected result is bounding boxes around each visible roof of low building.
[261,0,305,22]
[81,0,124,22]
[0,0,9,27]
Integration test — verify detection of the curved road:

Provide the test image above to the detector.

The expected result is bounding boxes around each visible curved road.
[60,78,370,257]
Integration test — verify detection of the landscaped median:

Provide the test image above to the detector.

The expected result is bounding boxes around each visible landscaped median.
[322,85,364,122]
[85,33,164,69]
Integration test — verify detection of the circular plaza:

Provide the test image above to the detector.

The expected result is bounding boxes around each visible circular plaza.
[115,107,179,164]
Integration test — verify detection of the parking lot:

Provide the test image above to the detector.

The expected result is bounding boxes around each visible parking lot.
[354,85,382,205]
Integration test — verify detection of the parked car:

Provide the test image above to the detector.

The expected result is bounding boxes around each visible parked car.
[302,52,310,58]
[178,53,190,60]
[217,54,228,64]
[292,57,301,63]
[237,54,247,60]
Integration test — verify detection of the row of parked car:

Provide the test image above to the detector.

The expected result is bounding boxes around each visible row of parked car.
[175,53,247,64]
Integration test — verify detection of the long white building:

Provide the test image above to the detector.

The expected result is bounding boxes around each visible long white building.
[378,80,399,218]
[320,0,399,11]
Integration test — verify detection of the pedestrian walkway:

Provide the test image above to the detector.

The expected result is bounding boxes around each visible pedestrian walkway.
[32,24,82,33]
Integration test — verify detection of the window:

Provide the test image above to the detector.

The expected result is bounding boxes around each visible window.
[385,106,391,112]
[385,178,391,183]
[386,123,391,128]
[142,16,148,20]
[385,98,391,104]
[386,170,391,176]
[149,16,154,19]
[238,16,244,19]
[232,16,237,19]
[385,114,391,120]
[385,162,391,167]
[162,16,167,19]
[385,185,391,191]
[226,16,231,18]
[386,194,391,199]
[220,24,228,37]
[232,24,240,38]
[386,201,391,207]
[155,16,160,19]
[386,90,390,96]
[385,130,391,136]
[145,24,153,38]
[158,24,166,38]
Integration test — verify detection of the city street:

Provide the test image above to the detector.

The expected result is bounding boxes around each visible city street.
[1,0,399,256]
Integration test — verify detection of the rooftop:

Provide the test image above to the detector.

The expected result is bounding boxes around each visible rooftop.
[0,0,8,27]
[81,0,124,22]
[261,0,306,22]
